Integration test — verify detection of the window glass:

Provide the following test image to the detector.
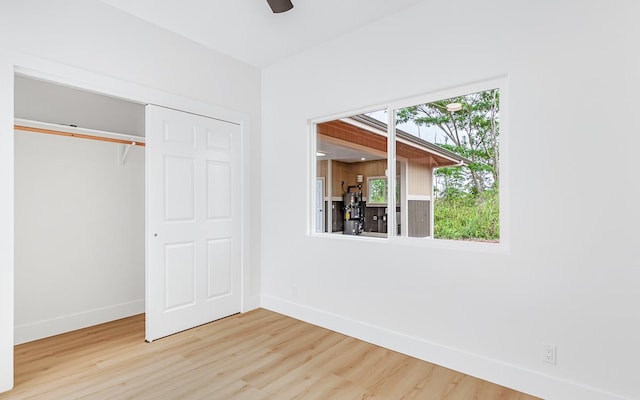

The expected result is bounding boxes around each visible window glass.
[367,177,387,205]
[394,89,500,241]
[312,85,501,244]
[315,110,388,237]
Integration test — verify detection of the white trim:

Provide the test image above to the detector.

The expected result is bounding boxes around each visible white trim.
[15,300,144,345]
[387,111,397,236]
[407,194,431,201]
[0,54,14,394]
[239,117,253,313]
[261,295,634,400]
[327,160,333,231]
[14,118,146,142]
[385,76,507,112]
[309,121,318,234]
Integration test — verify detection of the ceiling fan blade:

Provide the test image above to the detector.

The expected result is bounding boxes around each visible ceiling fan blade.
[266,0,293,13]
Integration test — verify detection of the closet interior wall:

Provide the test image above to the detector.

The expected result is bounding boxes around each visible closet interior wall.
[13,76,146,344]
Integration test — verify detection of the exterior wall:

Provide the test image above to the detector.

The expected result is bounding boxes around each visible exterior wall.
[407,161,433,238]
[407,200,430,238]
[407,161,432,197]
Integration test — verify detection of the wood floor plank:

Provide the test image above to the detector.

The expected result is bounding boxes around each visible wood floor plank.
[0,309,540,400]
[241,325,345,390]
[257,338,357,399]
[293,373,368,400]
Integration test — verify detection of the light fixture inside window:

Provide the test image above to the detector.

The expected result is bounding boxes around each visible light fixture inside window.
[316,151,326,157]
[360,157,366,161]
[446,102,462,112]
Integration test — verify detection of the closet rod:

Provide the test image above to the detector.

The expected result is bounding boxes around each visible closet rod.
[14,124,146,147]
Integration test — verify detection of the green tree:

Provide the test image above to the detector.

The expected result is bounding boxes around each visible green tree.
[396,89,500,241]
[396,89,499,195]
[369,178,387,204]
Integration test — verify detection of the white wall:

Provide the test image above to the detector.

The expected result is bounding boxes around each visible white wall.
[0,56,15,395]
[14,76,146,136]
[0,0,261,393]
[14,130,145,344]
[261,1,640,400]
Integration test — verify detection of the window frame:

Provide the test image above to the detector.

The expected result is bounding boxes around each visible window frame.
[309,77,508,253]
[366,176,401,207]
[366,176,388,206]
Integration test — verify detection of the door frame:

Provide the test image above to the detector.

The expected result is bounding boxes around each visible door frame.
[0,52,255,393]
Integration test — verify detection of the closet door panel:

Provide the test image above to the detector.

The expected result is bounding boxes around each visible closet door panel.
[207,238,232,299]
[164,242,196,310]
[206,161,231,219]
[206,123,233,151]
[146,105,241,342]
[164,156,196,222]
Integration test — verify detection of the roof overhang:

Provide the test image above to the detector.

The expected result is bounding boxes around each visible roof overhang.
[316,115,470,168]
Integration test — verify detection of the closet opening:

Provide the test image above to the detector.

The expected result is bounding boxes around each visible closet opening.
[13,75,146,345]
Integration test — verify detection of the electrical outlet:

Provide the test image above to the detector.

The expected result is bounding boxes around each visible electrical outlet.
[542,343,557,365]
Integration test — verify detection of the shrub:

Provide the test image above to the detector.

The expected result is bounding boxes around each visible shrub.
[433,189,499,241]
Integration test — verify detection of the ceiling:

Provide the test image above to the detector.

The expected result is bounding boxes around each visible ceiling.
[100,0,424,68]
[317,139,385,164]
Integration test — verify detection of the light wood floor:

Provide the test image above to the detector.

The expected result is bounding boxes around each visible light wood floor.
[0,309,540,399]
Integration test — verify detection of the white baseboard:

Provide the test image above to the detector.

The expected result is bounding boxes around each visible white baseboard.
[15,299,145,345]
[243,295,261,312]
[261,295,632,400]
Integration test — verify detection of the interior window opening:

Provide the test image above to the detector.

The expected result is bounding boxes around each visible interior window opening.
[313,86,500,244]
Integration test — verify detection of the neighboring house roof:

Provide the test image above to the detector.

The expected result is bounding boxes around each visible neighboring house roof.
[349,114,472,166]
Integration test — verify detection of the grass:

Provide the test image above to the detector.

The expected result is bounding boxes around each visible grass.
[433,189,499,241]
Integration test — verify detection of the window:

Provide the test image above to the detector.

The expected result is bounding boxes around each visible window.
[312,80,502,244]
[366,176,400,206]
[367,176,387,205]
[315,108,389,237]
[395,88,500,242]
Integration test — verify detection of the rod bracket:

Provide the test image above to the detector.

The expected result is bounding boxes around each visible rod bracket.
[119,141,137,165]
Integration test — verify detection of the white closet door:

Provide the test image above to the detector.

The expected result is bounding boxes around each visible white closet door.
[145,105,241,342]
